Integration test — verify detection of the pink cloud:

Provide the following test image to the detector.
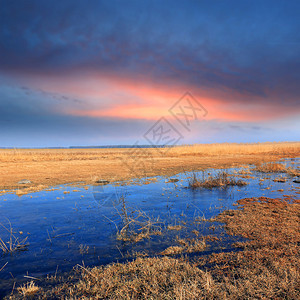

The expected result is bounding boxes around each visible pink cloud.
[14,70,299,123]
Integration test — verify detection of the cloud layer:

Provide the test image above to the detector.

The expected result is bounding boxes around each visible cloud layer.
[0,0,299,146]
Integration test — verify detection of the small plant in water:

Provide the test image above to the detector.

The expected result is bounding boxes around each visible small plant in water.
[111,193,163,243]
[286,167,300,177]
[160,237,207,255]
[0,219,29,254]
[18,281,39,297]
[189,171,247,189]
[254,162,287,173]
[79,244,89,254]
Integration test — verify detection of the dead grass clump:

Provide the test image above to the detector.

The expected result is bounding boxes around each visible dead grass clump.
[254,162,287,173]
[117,230,162,243]
[0,220,28,254]
[215,196,300,249]
[239,174,255,179]
[131,251,149,258]
[237,167,252,175]
[189,171,247,189]
[273,176,287,182]
[201,196,300,299]
[161,238,207,256]
[167,224,183,231]
[160,246,184,255]
[17,281,40,297]
[27,257,218,299]
[112,194,162,243]
[15,185,46,197]
[178,238,207,253]
[204,246,300,299]
[286,167,300,177]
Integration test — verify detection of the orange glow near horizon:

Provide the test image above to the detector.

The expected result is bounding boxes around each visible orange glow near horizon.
[23,71,297,123]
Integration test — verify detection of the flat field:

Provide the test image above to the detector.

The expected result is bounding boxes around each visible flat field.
[1,142,300,299]
[1,141,299,194]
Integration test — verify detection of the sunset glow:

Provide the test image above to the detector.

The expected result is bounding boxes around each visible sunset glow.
[0,0,299,147]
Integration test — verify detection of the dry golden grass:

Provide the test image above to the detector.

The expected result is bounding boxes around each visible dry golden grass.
[189,171,247,188]
[160,237,207,255]
[169,141,300,156]
[1,142,299,194]
[287,167,300,177]
[273,176,287,182]
[254,162,300,178]
[0,142,299,163]
[237,166,252,174]
[167,224,183,231]
[254,161,287,173]
[10,257,217,299]
[17,281,40,297]
[0,220,29,254]
[214,196,300,249]
[160,245,185,255]
[177,237,207,253]
[206,196,300,299]
[112,194,164,243]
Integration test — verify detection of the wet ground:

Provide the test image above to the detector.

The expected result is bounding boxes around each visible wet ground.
[0,158,299,297]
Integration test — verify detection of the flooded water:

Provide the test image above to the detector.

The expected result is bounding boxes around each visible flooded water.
[0,158,299,296]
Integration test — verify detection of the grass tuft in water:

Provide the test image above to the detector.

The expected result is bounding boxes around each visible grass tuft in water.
[189,171,247,189]
[17,281,40,297]
[0,219,29,254]
[254,162,286,173]
[110,193,163,243]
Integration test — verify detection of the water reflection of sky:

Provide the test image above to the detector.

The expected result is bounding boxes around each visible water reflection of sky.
[0,158,299,296]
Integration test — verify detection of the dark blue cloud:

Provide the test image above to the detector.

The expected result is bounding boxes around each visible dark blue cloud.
[0,0,299,146]
[0,84,153,147]
[0,0,299,100]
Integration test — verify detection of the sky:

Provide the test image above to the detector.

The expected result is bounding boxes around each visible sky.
[0,0,299,147]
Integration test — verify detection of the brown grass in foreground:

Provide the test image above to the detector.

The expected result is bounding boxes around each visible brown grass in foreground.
[17,281,40,297]
[160,237,207,255]
[214,196,300,250]
[206,196,300,299]
[8,196,300,299]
